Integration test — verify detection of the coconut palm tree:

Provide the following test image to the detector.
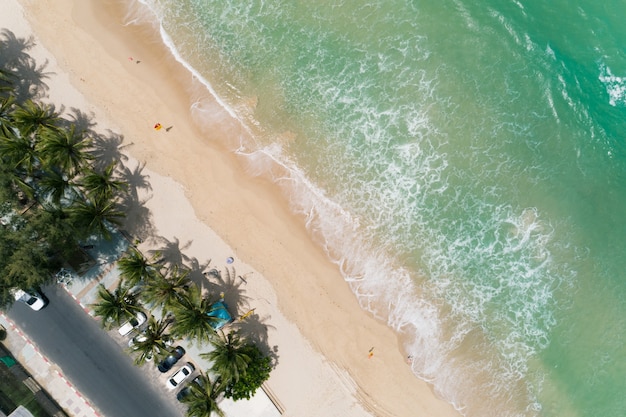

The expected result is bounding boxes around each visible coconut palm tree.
[220,343,272,401]
[169,285,221,344]
[0,107,37,201]
[0,68,14,96]
[36,123,92,178]
[67,195,124,240]
[180,371,224,417]
[0,95,16,125]
[11,99,61,139]
[128,316,173,365]
[201,330,251,387]
[37,167,76,207]
[117,247,162,289]
[0,122,37,174]
[0,152,34,202]
[78,162,127,202]
[91,283,142,329]
[140,265,191,311]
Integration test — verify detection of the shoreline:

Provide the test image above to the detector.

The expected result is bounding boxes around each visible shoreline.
[12,1,461,416]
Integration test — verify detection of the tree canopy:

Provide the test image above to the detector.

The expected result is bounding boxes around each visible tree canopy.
[0,32,128,305]
[222,343,272,401]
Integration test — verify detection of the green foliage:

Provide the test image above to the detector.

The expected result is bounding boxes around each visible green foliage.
[128,316,172,365]
[117,247,162,288]
[201,330,251,387]
[91,283,142,329]
[11,99,60,139]
[140,264,190,311]
[25,206,78,261]
[0,68,15,97]
[37,123,92,177]
[0,202,68,308]
[180,371,224,417]
[79,162,127,202]
[0,33,128,305]
[67,196,124,240]
[0,123,36,173]
[38,168,75,206]
[169,285,220,344]
[0,359,53,417]
[223,343,272,401]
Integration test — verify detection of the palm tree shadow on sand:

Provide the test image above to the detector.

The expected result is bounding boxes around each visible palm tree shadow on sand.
[117,162,155,241]
[206,267,250,316]
[0,29,50,102]
[231,310,279,366]
[201,267,278,364]
[147,235,193,269]
[89,128,129,171]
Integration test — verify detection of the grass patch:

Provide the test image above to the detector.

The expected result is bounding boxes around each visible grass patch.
[0,362,53,417]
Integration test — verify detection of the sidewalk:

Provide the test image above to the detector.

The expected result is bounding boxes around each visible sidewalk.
[3,228,282,417]
[0,315,101,417]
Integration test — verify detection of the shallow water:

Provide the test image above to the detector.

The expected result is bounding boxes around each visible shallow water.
[131,0,626,415]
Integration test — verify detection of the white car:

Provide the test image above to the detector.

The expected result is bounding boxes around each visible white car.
[118,311,147,336]
[128,333,148,348]
[166,362,195,390]
[12,289,47,311]
[128,333,156,362]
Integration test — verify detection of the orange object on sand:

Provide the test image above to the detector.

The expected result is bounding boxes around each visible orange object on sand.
[154,123,162,130]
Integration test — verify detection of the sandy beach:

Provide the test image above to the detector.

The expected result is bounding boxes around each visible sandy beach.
[6,1,461,416]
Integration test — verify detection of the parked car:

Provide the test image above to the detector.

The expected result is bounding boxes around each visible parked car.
[176,376,203,402]
[128,333,148,348]
[12,289,47,311]
[128,333,157,361]
[157,346,185,373]
[118,311,147,336]
[166,362,195,390]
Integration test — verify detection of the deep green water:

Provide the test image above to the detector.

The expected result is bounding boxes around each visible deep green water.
[134,0,626,415]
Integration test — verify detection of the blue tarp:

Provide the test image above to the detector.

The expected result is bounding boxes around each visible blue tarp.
[207,301,232,330]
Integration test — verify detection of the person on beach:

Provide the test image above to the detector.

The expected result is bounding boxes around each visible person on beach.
[368,347,374,359]
[154,123,162,130]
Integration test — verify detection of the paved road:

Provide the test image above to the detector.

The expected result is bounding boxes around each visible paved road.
[7,284,183,417]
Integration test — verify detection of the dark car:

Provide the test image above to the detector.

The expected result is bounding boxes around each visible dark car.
[176,376,203,402]
[157,346,185,373]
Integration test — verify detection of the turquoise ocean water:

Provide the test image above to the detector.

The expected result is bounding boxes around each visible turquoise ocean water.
[129,1,626,415]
